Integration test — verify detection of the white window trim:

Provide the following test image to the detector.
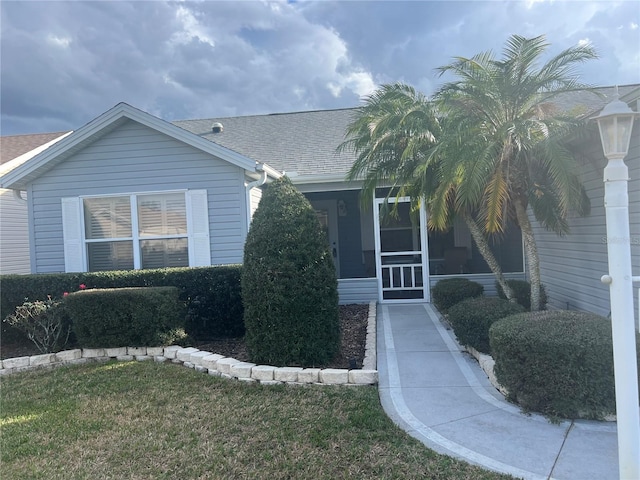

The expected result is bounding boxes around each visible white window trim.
[62,189,210,272]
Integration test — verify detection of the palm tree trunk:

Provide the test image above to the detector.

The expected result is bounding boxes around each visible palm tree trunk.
[514,200,542,311]
[461,212,516,301]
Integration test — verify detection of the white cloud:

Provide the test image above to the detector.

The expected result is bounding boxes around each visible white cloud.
[578,38,591,46]
[169,6,215,48]
[526,0,550,9]
[327,70,376,98]
[1,0,638,135]
[46,34,71,48]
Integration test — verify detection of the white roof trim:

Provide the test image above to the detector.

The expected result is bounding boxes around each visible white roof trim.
[1,103,261,190]
[0,131,72,177]
[289,173,353,185]
[257,162,283,179]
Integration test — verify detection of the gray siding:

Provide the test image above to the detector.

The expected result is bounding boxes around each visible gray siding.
[29,120,248,273]
[338,278,378,304]
[533,125,639,321]
[0,189,30,274]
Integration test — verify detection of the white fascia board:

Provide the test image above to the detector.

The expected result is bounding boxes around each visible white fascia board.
[1,103,259,189]
[620,86,640,105]
[289,173,351,185]
[257,163,283,179]
[0,131,72,178]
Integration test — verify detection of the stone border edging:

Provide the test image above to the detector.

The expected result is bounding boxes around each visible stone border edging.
[0,302,378,386]
[465,346,508,396]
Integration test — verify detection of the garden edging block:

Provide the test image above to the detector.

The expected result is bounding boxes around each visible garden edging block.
[3,356,29,369]
[105,347,127,357]
[176,347,199,362]
[320,369,349,384]
[0,302,379,386]
[162,346,181,359]
[82,348,106,358]
[189,351,212,366]
[251,365,276,381]
[231,362,256,379]
[274,367,302,382]
[201,354,224,370]
[30,354,56,366]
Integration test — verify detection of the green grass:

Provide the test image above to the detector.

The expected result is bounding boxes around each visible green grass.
[1,361,513,479]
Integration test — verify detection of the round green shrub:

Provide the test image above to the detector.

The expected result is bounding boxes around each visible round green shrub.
[495,279,547,310]
[489,310,640,420]
[448,297,525,354]
[431,278,484,313]
[241,177,340,367]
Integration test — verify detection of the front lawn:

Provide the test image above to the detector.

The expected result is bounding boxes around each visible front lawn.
[1,361,512,479]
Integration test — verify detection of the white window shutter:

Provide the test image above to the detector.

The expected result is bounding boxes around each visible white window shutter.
[61,197,85,272]
[186,190,211,266]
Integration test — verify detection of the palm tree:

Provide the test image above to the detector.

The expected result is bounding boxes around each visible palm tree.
[432,34,596,310]
[338,83,518,301]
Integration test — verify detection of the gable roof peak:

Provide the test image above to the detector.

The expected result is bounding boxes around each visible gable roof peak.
[1,102,267,190]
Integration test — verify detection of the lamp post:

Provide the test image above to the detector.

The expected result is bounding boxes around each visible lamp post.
[592,90,640,480]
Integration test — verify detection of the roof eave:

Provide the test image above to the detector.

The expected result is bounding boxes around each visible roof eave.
[1,103,260,190]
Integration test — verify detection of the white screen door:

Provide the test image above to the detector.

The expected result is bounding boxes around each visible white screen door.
[373,197,429,302]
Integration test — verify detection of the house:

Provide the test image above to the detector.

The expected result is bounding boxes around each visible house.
[532,85,640,322]
[0,131,71,274]
[1,85,637,313]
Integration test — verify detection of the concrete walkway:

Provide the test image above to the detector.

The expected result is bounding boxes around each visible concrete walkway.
[377,303,619,480]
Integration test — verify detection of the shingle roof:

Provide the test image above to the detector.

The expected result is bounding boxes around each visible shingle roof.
[3,84,636,182]
[551,84,639,117]
[173,84,639,180]
[173,108,358,178]
[0,131,71,165]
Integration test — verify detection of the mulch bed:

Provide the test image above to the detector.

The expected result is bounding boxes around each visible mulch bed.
[195,304,369,369]
[1,304,370,369]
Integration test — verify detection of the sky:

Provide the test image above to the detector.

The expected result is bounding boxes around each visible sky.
[1,0,639,135]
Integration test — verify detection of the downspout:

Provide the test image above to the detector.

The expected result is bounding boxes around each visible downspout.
[12,189,27,204]
[245,169,268,231]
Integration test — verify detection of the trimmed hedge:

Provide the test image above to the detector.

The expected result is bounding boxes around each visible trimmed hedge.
[242,177,340,367]
[0,266,243,342]
[66,287,186,348]
[496,279,547,310]
[431,278,484,313]
[447,297,525,354]
[490,310,640,420]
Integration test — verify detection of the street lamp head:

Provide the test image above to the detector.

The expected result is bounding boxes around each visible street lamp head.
[591,88,638,160]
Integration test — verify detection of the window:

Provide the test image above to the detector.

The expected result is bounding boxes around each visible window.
[62,190,210,272]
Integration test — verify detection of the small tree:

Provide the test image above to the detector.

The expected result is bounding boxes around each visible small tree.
[3,297,72,353]
[242,176,340,366]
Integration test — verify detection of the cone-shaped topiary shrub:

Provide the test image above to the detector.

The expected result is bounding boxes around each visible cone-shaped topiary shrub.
[241,176,340,366]
[448,296,525,354]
